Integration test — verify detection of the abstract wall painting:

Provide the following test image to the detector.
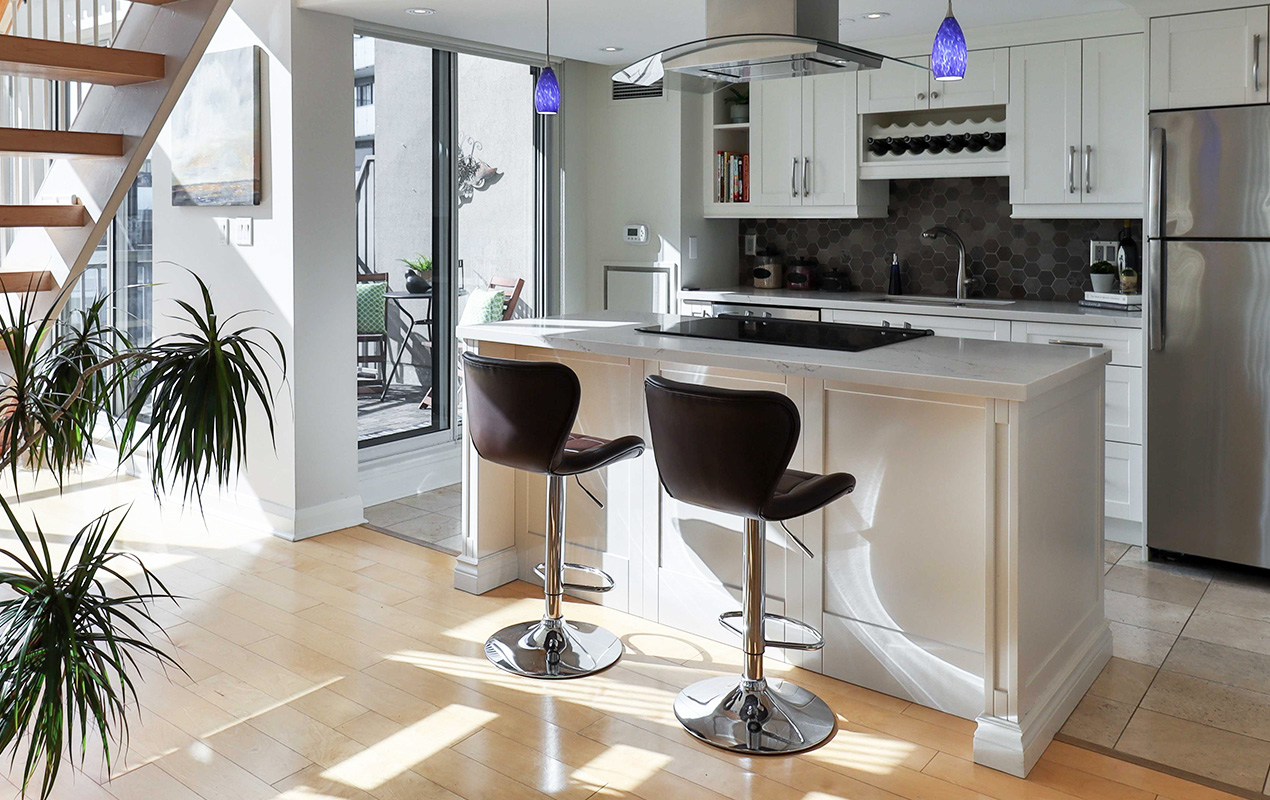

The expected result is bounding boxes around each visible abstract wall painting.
[171,46,262,206]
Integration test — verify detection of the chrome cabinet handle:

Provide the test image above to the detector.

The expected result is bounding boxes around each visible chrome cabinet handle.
[803,157,810,197]
[1256,34,1262,92]
[1048,339,1106,348]
[1068,146,1078,194]
[791,157,798,198]
[1085,145,1093,194]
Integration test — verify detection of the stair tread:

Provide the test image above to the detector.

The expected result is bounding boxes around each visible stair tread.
[0,37,164,86]
[0,205,89,227]
[0,270,55,293]
[0,128,123,158]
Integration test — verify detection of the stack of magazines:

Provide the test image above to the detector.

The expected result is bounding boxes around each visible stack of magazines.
[1080,291,1141,311]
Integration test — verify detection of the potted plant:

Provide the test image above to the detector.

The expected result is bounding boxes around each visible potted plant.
[1090,260,1117,293]
[724,87,749,123]
[0,276,283,799]
[400,254,432,294]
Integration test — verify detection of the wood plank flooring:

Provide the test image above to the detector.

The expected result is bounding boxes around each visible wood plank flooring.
[0,472,1249,800]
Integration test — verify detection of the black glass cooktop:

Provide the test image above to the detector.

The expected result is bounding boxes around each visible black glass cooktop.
[635,315,934,353]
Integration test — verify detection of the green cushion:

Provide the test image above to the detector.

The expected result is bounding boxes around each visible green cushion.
[357,281,387,334]
[459,288,508,326]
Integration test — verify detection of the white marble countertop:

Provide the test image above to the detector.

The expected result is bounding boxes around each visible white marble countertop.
[680,286,1144,328]
[459,311,1111,402]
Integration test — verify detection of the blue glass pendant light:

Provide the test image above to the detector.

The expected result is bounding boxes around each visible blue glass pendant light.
[534,0,560,114]
[931,0,967,81]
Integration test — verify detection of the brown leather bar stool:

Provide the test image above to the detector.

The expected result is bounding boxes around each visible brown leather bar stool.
[644,375,856,754]
[463,353,645,679]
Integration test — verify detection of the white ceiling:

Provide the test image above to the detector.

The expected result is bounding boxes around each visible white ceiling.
[298,0,1130,65]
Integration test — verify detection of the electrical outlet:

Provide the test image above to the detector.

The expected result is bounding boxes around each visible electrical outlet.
[216,218,230,245]
[1090,240,1117,265]
[233,217,254,246]
[744,233,757,256]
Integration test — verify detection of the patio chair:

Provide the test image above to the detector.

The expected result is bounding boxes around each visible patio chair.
[421,276,525,410]
[356,272,390,395]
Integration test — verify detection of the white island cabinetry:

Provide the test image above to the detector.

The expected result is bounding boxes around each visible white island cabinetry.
[457,312,1111,779]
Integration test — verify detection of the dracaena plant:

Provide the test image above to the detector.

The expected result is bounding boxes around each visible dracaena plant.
[0,271,284,798]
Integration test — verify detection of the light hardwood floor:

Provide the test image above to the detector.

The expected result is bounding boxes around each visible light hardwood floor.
[0,473,1249,800]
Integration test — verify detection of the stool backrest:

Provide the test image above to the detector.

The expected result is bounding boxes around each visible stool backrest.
[644,375,800,519]
[462,353,579,474]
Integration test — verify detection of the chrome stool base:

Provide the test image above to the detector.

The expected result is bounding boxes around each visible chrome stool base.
[674,675,835,755]
[484,617,622,680]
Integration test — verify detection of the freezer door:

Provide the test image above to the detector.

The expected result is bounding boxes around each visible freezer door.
[1154,106,1270,239]
[1148,241,1270,565]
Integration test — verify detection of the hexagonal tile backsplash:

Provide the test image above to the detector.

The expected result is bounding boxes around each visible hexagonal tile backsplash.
[740,177,1142,301]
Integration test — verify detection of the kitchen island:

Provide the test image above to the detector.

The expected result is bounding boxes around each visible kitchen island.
[456,311,1112,777]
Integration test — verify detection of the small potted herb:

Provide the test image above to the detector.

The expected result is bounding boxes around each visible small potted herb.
[400,254,432,294]
[724,87,749,123]
[1090,260,1117,293]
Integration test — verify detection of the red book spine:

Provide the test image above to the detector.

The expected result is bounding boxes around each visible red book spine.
[742,153,750,203]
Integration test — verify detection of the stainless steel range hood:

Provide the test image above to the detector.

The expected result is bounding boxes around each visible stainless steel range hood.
[613,0,901,91]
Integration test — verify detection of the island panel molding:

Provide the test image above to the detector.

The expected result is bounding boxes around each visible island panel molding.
[456,312,1112,777]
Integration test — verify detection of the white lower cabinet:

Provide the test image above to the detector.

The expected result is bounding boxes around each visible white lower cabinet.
[1104,365,1143,445]
[824,309,1012,341]
[1105,441,1144,523]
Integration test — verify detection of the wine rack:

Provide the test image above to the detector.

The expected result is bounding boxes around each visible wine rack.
[859,107,1009,180]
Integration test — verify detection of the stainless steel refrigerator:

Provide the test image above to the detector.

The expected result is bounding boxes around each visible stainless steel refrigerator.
[1148,106,1270,567]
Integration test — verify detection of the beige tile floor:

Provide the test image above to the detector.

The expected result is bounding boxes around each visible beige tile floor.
[364,483,461,554]
[1060,543,1270,797]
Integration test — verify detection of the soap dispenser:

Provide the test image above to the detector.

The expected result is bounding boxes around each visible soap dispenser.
[888,253,903,296]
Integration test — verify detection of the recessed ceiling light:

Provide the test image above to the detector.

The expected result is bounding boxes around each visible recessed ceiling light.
[405,7,435,15]
[863,12,890,20]
[600,46,624,52]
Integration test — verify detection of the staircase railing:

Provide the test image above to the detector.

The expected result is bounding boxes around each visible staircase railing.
[0,0,132,265]
[356,155,375,274]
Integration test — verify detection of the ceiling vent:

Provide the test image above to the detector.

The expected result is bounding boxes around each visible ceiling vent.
[612,78,664,101]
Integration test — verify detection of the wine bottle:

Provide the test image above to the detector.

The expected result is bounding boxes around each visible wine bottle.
[944,134,966,153]
[866,137,889,157]
[886,137,907,156]
[906,136,929,155]
[964,133,987,153]
[984,132,1006,152]
[924,134,947,154]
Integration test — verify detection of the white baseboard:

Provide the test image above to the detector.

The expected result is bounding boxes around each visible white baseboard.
[358,437,462,507]
[454,546,519,595]
[291,494,366,541]
[973,620,1112,777]
[200,489,365,542]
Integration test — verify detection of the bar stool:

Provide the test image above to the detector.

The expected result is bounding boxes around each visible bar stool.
[462,353,645,679]
[644,375,856,755]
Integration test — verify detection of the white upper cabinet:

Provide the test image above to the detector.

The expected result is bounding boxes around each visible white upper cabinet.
[858,56,930,113]
[1150,7,1270,110]
[930,49,1010,109]
[859,49,1009,114]
[750,78,802,207]
[802,73,855,207]
[1083,35,1147,206]
[1009,35,1145,218]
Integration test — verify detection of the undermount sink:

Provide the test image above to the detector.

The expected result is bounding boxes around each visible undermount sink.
[868,296,1016,308]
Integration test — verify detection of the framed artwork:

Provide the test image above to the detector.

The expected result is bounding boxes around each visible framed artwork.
[171,46,262,206]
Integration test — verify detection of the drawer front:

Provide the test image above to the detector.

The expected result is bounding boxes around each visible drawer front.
[1104,365,1143,445]
[825,309,1012,341]
[1012,322,1142,366]
[1105,441,1143,522]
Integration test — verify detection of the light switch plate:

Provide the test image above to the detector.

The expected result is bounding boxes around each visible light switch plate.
[744,234,758,256]
[688,236,698,260]
[216,218,229,245]
[1090,240,1117,265]
[233,217,253,246]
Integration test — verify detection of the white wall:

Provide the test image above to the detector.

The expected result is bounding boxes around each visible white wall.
[150,0,360,540]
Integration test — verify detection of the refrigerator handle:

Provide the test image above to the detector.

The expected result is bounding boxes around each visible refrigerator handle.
[1148,128,1165,352]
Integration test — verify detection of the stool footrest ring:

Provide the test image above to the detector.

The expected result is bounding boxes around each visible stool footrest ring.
[718,611,825,652]
[534,562,616,593]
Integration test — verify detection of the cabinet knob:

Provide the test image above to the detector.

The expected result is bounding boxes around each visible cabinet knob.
[930,90,940,100]
[917,92,927,101]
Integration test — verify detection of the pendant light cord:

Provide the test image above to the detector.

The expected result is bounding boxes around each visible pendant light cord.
[545,0,550,67]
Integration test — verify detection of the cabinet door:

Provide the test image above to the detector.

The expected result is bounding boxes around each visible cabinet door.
[1104,365,1143,445]
[1008,41,1083,208]
[1150,7,1270,110]
[750,78,803,207]
[802,73,856,208]
[1082,35,1146,208]
[929,48,1009,109]
[858,56,930,113]
[1105,442,1143,522]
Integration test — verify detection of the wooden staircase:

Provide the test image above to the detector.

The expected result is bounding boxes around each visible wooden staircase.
[0,0,233,328]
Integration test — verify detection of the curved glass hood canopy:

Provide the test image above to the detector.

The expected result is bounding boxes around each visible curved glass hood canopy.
[612,0,922,92]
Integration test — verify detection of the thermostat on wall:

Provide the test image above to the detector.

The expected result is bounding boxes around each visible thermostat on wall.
[623,224,649,244]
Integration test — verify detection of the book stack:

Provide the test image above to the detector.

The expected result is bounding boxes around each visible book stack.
[1079,291,1142,311]
[715,151,749,203]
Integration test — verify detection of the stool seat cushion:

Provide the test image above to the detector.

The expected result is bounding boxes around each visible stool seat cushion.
[556,433,645,476]
[763,469,857,522]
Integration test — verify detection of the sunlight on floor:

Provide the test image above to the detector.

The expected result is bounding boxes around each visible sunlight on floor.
[809,727,916,775]
[574,744,672,792]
